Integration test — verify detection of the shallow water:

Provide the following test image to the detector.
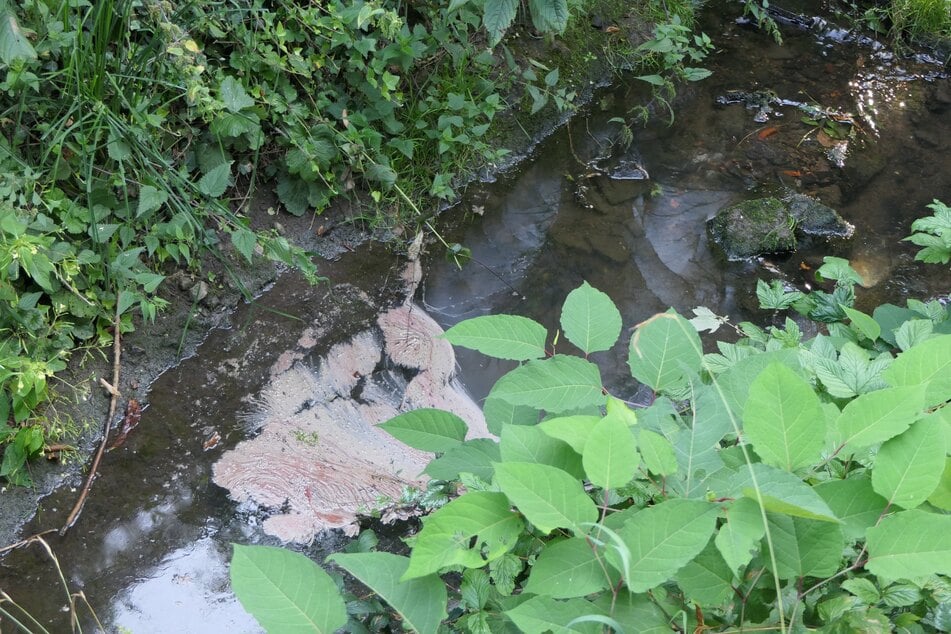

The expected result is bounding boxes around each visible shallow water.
[1,1,949,631]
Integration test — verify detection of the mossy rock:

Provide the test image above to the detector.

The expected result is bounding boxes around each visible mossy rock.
[782,192,853,239]
[707,197,797,260]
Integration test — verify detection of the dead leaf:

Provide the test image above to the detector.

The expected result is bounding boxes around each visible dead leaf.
[757,126,779,140]
[781,169,802,177]
[203,430,221,451]
[109,399,142,450]
[816,129,836,148]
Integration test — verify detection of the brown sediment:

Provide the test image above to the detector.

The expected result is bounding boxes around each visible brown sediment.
[212,302,488,542]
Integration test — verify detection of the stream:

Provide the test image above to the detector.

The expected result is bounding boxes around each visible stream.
[1,1,949,631]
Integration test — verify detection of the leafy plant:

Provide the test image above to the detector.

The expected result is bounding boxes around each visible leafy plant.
[231,280,951,632]
[905,199,951,264]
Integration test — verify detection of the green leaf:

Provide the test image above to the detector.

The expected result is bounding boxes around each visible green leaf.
[582,413,639,489]
[871,417,946,509]
[424,439,500,482]
[231,228,257,263]
[637,429,678,476]
[732,463,839,523]
[668,382,730,498]
[833,385,925,452]
[0,6,37,64]
[814,479,888,541]
[117,290,137,316]
[483,390,539,435]
[841,577,881,604]
[843,305,881,341]
[494,461,598,535]
[766,514,845,580]
[895,319,933,352]
[817,256,863,285]
[136,185,168,218]
[715,497,766,574]
[928,458,951,511]
[403,492,524,579]
[636,74,666,86]
[538,415,600,454]
[328,552,447,634]
[501,424,583,477]
[743,363,825,472]
[444,315,547,361]
[230,544,346,633]
[525,537,613,598]
[560,281,622,354]
[491,355,605,413]
[482,0,518,45]
[528,0,569,33]
[866,510,951,580]
[378,408,467,453]
[674,542,737,608]
[628,309,703,394]
[505,596,599,634]
[198,161,233,198]
[220,76,255,112]
[608,499,718,592]
[883,334,951,407]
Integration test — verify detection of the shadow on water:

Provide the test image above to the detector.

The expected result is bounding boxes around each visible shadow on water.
[1,1,949,630]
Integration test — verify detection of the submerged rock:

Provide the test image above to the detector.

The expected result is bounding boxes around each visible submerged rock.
[707,193,853,260]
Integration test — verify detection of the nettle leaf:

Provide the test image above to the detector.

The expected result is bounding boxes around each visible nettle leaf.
[814,479,888,541]
[136,185,168,218]
[220,76,255,112]
[505,596,599,634]
[491,355,605,413]
[608,499,718,593]
[560,281,621,354]
[841,578,881,604]
[379,408,467,452]
[766,513,845,580]
[742,363,825,472]
[482,0,517,46]
[0,6,37,64]
[198,161,233,198]
[524,537,614,599]
[637,429,678,476]
[444,315,547,361]
[403,492,524,579]
[231,228,257,263]
[866,509,951,580]
[538,415,601,454]
[501,424,583,478]
[230,544,346,633]
[494,461,598,535]
[424,438,499,482]
[715,497,766,574]
[674,541,737,608]
[732,463,839,523]
[628,309,702,394]
[328,552,447,634]
[871,417,945,509]
[833,385,925,452]
[883,334,951,407]
[582,412,639,489]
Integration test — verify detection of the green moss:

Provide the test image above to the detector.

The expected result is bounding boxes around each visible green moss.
[707,197,798,260]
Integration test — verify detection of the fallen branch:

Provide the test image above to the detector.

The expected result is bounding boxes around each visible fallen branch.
[60,307,123,535]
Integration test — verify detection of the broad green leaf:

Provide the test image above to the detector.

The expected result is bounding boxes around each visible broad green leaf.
[220,75,255,112]
[866,510,951,580]
[841,578,881,604]
[491,355,605,413]
[444,315,547,361]
[379,408,467,452]
[483,390,539,435]
[494,461,598,534]
[815,343,891,399]
[608,499,718,592]
[743,363,825,472]
[715,497,766,574]
[637,429,677,476]
[674,542,737,608]
[136,185,168,219]
[873,303,918,347]
[714,349,801,417]
[231,228,257,263]
[424,439,500,482]
[328,552,446,634]
[403,492,524,579]
[501,424,583,478]
[817,256,863,285]
[538,415,600,454]
[833,385,925,452]
[814,479,888,541]
[528,0,569,33]
[505,596,599,634]
[766,513,845,580]
[843,305,881,341]
[524,537,613,598]
[230,544,346,633]
[628,309,702,393]
[582,414,639,488]
[883,334,951,407]
[560,281,622,354]
[732,463,839,523]
[895,319,933,351]
[872,417,946,508]
[928,458,951,511]
[605,396,638,426]
[0,5,37,64]
[482,0,518,45]
[198,161,233,198]
[668,382,730,498]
